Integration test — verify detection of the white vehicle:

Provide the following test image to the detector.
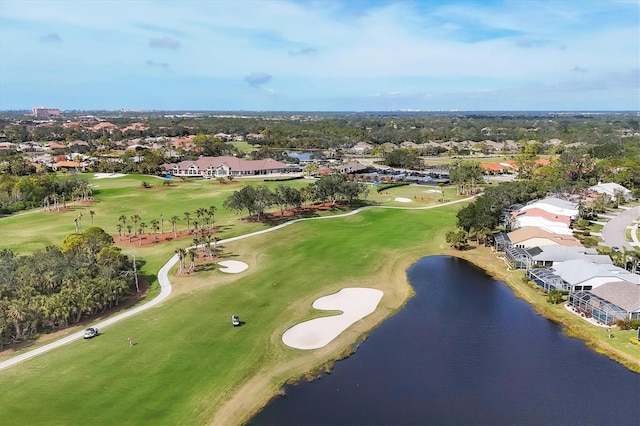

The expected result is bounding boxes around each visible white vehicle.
[83,327,99,339]
[231,315,240,327]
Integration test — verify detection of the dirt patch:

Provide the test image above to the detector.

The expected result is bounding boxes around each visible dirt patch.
[113,228,219,248]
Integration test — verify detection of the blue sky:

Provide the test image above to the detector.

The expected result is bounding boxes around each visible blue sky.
[0,0,638,111]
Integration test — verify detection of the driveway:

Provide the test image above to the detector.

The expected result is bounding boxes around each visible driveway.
[600,206,640,251]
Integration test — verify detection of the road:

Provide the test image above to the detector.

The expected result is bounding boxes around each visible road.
[0,194,476,371]
[600,206,640,251]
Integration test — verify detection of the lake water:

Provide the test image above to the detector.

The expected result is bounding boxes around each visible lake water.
[249,256,640,425]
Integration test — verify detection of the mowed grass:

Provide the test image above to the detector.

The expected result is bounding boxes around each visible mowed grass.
[0,174,309,254]
[0,205,460,425]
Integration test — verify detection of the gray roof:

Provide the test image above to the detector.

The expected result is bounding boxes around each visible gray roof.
[551,259,640,285]
[551,260,619,285]
[528,197,578,210]
[591,282,640,312]
[530,246,611,264]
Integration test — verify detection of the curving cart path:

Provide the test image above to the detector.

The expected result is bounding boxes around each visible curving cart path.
[0,195,475,371]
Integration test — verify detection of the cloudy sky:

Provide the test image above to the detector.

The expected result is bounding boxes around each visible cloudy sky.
[0,0,638,111]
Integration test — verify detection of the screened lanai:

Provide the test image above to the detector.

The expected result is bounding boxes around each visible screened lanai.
[568,291,628,325]
[528,268,567,292]
[493,232,510,252]
[505,246,531,269]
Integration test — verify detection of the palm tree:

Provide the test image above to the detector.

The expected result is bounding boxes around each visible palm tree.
[160,214,164,234]
[138,222,147,246]
[131,214,140,236]
[118,215,127,228]
[170,215,179,238]
[74,218,79,233]
[184,212,191,232]
[150,219,160,243]
[438,183,445,202]
[175,248,186,274]
[192,235,200,252]
[212,237,220,258]
[127,225,133,243]
[89,210,95,226]
[208,205,217,230]
[188,248,197,272]
[117,223,123,241]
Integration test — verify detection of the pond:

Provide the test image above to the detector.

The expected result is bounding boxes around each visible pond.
[249,256,640,425]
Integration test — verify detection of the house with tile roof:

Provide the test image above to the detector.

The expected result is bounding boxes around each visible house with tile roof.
[164,156,289,178]
[511,208,574,235]
[507,227,583,249]
[520,197,579,218]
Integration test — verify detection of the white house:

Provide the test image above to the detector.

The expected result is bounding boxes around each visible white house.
[350,142,373,155]
[588,182,633,201]
[519,197,579,218]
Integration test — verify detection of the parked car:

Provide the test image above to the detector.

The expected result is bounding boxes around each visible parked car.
[84,327,99,339]
[612,246,621,252]
[231,315,240,327]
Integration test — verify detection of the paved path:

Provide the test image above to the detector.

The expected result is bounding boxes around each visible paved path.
[0,196,476,371]
[600,206,640,251]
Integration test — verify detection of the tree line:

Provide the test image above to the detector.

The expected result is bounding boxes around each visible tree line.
[0,172,92,215]
[223,175,369,219]
[0,227,136,348]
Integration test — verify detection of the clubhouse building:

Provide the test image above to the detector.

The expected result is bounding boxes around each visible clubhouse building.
[164,156,290,178]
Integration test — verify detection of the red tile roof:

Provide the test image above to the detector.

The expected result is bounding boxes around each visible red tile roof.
[512,208,572,225]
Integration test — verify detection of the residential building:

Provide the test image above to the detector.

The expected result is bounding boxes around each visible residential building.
[588,182,633,202]
[528,246,611,268]
[510,208,574,235]
[569,281,640,325]
[519,197,579,218]
[350,142,373,155]
[507,227,583,249]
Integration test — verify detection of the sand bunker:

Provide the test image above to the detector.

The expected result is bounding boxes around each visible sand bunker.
[217,260,248,273]
[94,173,126,179]
[282,288,384,350]
[394,197,412,203]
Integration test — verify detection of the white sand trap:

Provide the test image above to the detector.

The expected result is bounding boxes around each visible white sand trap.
[217,260,248,273]
[282,288,384,350]
[394,197,412,203]
[426,189,441,193]
[94,173,126,179]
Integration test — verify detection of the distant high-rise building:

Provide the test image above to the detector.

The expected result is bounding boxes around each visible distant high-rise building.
[32,107,60,118]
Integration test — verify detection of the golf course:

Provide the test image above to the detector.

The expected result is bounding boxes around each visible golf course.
[0,174,467,425]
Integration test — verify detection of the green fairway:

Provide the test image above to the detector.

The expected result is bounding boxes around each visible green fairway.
[0,202,461,425]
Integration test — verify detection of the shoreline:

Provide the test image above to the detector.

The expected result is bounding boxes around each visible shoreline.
[215,245,639,425]
[450,246,640,374]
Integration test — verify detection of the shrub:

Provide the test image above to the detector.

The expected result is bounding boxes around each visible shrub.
[376,182,409,193]
[581,236,599,247]
[264,176,304,182]
[615,318,640,330]
[141,181,151,189]
[547,289,564,304]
